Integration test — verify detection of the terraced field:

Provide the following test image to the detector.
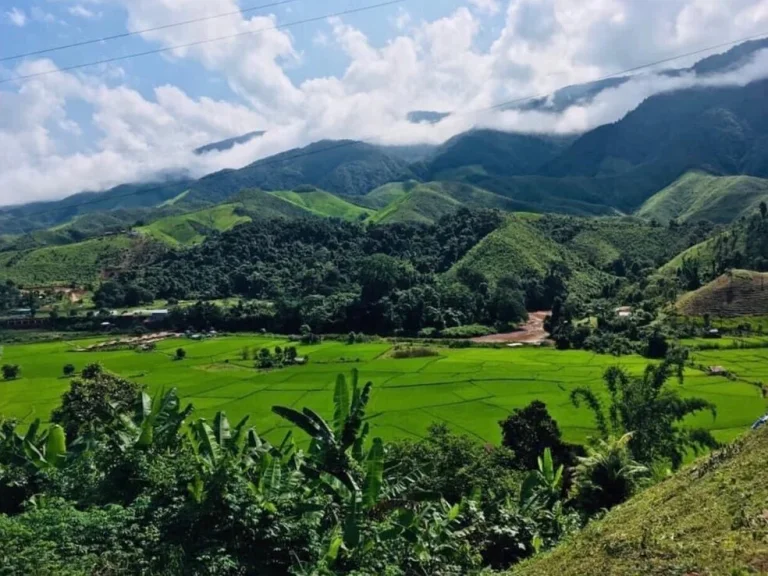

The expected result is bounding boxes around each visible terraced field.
[1,336,765,446]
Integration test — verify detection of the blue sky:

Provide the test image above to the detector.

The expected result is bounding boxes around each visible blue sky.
[2,0,768,205]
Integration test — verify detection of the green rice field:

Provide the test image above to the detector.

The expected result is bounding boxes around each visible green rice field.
[1,335,766,446]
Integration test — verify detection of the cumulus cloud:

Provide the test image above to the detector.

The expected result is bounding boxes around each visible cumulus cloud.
[2,0,768,206]
[6,7,26,27]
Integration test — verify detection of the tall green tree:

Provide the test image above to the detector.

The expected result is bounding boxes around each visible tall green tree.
[570,360,719,468]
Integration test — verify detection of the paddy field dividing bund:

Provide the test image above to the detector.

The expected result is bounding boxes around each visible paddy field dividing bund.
[1,335,766,446]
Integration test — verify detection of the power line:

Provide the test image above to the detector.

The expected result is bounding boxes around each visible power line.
[6,30,768,222]
[0,0,301,63]
[0,0,405,85]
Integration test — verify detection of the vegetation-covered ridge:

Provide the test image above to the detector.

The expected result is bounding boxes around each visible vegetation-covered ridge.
[513,424,768,576]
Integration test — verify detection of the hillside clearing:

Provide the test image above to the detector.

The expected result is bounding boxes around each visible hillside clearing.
[677,270,768,317]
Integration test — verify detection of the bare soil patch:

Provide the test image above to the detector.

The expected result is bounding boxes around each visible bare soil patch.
[471,311,551,345]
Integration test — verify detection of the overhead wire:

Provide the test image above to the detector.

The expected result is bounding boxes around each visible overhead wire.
[4,27,768,221]
[0,0,302,63]
[0,0,406,85]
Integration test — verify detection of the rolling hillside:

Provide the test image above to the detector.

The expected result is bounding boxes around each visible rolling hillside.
[0,235,138,286]
[368,182,525,225]
[138,204,251,246]
[447,215,606,298]
[512,426,768,576]
[638,171,768,223]
[677,270,768,317]
[270,189,374,220]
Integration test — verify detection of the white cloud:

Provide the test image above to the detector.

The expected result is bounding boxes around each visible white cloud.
[2,0,768,206]
[468,0,501,15]
[68,5,98,19]
[6,7,26,27]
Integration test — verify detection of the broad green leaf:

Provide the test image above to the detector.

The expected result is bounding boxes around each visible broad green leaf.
[325,535,343,564]
[272,406,320,439]
[213,411,231,446]
[45,425,67,468]
[362,438,384,508]
[23,419,41,444]
[333,374,350,438]
[194,420,221,465]
[447,503,460,522]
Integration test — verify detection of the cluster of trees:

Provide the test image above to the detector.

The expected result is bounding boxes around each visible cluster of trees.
[0,281,21,313]
[0,352,721,574]
[255,346,300,369]
[98,210,554,335]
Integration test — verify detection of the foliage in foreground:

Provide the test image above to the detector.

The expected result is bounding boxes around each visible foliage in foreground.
[0,357,728,574]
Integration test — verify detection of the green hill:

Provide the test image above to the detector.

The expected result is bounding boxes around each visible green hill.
[138,204,251,246]
[0,235,138,286]
[512,426,768,576]
[677,270,768,317]
[358,182,415,209]
[269,189,374,220]
[447,215,605,298]
[369,182,528,225]
[369,185,462,225]
[637,171,768,224]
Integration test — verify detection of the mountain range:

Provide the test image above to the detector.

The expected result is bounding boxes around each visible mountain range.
[2,38,768,244]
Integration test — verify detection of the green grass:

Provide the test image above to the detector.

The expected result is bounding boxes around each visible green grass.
[269,189,374,220]
[0,235,135,286]
[356,182,413,209]
[637,170,768,224]
[512,424,768,576]
[1,336,765,448]
[138,204,251,246]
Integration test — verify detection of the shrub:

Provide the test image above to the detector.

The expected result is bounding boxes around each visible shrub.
[63,364,76,377]
[391,347,439,359]
[175,348,187,361]
[1,364,20,380]
[440,324,495,338]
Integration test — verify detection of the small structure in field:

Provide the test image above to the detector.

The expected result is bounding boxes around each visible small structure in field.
[708,366,729,377]
[614,306,633,318]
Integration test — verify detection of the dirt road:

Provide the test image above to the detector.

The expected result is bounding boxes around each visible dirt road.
[471,311,551,345]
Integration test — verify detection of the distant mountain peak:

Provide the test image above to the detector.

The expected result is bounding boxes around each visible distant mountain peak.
[194,131,265,155]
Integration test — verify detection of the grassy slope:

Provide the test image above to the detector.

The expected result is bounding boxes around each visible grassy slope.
[270,189,374,220]
[677,270,768,317]
[447,215,605,298]
[369,185,462,225]
[138,204,251,246]
[369,182,528,225]
[0,235,134,286]
[358,182,413,209]
[513,426,768,576]
[638,171,768,224]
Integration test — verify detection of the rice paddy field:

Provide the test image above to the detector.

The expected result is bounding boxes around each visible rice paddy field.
[1,334,766,446]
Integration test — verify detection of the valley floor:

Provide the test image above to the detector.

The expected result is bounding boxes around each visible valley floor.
[1,335,766,447]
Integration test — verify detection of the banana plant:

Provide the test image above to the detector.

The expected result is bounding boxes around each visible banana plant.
[0,418,68,471]
[113,388,193,451]
[519,448,564,512]
[272,369,373,492]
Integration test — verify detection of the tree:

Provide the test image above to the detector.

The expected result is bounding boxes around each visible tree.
[81,363,104,380]
[570,359,719,469]
[63,364,76,377]
[175,348,187,361]
[499,401,574,470]
[570,434,648,515]
[644,329,669,359]
[761,201,767,220]
[2,364,20,380]
[93,281,126,309]
[51,370,142,439]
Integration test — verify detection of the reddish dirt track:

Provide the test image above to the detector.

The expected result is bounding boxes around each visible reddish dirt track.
[471,311,551,344]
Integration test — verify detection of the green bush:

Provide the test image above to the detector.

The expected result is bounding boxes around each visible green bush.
[440,324,496,338]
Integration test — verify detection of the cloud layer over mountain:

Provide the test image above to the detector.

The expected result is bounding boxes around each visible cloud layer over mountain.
[2,0,768,205]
